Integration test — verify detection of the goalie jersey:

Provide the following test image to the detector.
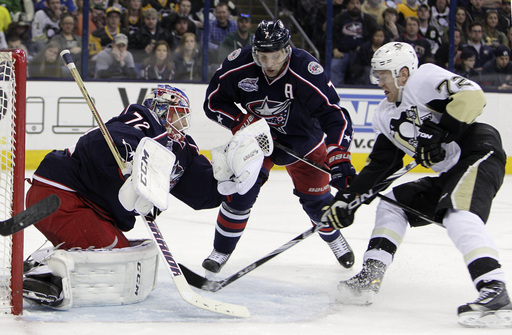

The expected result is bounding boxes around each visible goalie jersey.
[33,104,222,231]
[204,46,353,165]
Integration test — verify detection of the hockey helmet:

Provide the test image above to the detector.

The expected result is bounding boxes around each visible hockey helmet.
[252,20,291,68]
[143,85,191,137]
[370,42,418,86]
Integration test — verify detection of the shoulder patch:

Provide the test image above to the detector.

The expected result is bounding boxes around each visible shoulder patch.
[238,78,259,92]
[308,61,324,75]
[228,49,242,61]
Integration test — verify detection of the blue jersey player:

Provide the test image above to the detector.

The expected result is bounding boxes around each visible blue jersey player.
[201,20,356,273]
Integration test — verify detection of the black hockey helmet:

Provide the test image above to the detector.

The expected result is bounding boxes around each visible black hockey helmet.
[252,20,291,52]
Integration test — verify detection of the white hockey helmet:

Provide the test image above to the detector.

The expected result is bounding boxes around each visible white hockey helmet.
[143,85,191,138]
[370,42,418,86]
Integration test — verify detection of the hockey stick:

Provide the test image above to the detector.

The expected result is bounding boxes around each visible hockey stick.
[0,195,61,236]
[179,225,322,292]
[60,50,250,318]
[275,142,441,224]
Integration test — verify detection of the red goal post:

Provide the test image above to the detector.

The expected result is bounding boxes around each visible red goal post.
[0,49,26,315]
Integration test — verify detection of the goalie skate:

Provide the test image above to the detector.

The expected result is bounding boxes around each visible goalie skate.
[458,280,512,328]
[336,259,386,306]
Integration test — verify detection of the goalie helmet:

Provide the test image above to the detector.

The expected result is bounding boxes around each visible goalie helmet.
[370,42,418,86]
[143,85,191,139]
[252,20,291,67]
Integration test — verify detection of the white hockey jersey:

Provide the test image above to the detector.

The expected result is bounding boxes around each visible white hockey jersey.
[372,63,486,173]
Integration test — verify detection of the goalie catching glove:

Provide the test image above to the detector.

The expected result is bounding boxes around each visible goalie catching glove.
[415,120,447,168]
[211,118,273,195]
[321,191,357,229]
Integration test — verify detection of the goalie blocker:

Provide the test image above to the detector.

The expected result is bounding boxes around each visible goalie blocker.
[23,239,159,309]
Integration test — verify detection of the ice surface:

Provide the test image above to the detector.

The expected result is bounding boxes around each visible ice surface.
[1,170,511,334]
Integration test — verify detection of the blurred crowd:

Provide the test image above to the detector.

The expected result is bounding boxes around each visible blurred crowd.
[1,0,511,90]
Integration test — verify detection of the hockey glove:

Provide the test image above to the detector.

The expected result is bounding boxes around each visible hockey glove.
[231,113,260,135]
[415,120,447,168]
[326,146,356,191]
[321,191,356,229]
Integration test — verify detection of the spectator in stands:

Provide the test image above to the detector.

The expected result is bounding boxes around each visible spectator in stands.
[443,7,471,43]
[31,0,62,54]
[397,16,434,65]
[107,0,124,11]
[128,8,169,64]
[507,26,512,49]
[430,0,450,38]
[29,41,63,78]
[418,3,442,54]
[313,0,346,62]
[331,0,378,86]
[352,27,386,85]
[173,31,202,81]
[6,34,29,56]
[161,0,197,34]
[121,0,143,36]
[218,13,253,63]
[0,5,11,33]
[89,6,126,56]
[497,0,511,33]
[382,7,405,42]
[168,15,190,52]
[208,2,236,54]
[483,9,507,48]
[143,0,178,17]
[140,40,174,80]
[50,13,82,70]
[467,0,488,23]
[6,16,32,55]
[455,47,480,81]
[75,0,106,37]
[435,27,464,69]
[479,45,512,90]
[362,0,387,25]
[461,21,495,71]
[94,33,137,79]
[397,0,418,26]
[34,0,76,13]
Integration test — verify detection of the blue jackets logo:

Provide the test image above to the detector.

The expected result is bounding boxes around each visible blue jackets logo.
[238,78,259,92]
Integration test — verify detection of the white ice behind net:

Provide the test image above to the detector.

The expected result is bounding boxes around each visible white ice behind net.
[0,52,16,314]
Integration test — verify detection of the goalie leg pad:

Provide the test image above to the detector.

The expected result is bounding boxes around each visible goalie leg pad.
[45,239,159,309]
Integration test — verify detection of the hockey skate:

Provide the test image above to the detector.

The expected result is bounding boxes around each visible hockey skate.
[458,280,512,328]
[327,233,355,268]
[202,249,231,274]
[23,272,64,308]
[336,259,386,305]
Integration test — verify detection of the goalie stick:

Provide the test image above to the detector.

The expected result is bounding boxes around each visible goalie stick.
[60,50,250,318]
[0,195,61,236]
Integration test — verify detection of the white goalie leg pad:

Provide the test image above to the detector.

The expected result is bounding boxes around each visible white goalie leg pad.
[119,137,176,215]
[46,239,159,309]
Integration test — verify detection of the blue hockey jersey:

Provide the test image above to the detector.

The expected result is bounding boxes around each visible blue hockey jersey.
[33,104,223,231]
[204,46,353,165]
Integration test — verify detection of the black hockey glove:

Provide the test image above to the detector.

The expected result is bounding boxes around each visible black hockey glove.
[415,120,447,168]
[326,146,356,191]
[320,191,356,229]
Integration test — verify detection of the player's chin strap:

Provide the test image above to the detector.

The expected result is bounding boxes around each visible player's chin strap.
[273,142,442,226]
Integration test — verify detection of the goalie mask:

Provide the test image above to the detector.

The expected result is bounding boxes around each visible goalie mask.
[143,85,191,139]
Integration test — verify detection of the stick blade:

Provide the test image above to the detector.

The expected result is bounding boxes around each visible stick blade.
[178,263,209,289]
[0,195,60,236]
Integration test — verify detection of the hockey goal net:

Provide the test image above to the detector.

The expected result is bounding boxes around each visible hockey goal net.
[0,49,26,315]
